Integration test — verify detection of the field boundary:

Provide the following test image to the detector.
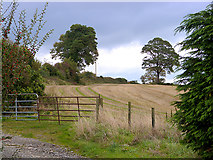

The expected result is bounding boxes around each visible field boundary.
[37,96,102,125]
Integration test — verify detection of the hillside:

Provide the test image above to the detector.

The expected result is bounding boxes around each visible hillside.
[45,84,179,114]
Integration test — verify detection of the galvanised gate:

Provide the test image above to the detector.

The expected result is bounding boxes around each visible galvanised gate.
[2,93,103,123]
[2,93,39,121]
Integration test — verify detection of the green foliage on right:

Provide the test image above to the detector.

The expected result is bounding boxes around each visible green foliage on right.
[174,3,213,158]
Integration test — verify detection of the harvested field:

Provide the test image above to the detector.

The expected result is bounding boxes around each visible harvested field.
[45,84,179,114]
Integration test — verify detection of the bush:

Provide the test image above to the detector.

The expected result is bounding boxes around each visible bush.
[42,63,59,76]
[2,39,33,100]
[128,80,139,84]
[174,3,213,158]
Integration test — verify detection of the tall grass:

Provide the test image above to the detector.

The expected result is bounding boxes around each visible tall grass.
[75,107,181,145]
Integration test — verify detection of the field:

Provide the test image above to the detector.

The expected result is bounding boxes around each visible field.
[45,84,179,112]
[3,84,198,158]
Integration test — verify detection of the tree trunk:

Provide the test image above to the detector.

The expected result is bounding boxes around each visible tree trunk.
[156,71,160,84]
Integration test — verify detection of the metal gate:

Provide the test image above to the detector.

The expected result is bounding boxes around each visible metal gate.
[2,93,39,121]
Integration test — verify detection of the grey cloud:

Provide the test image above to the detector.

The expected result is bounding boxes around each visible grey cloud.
[8,2,209,50]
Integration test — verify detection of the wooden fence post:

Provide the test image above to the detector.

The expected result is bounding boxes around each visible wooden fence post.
[56,97,60,125]
[100,98,103,108]
[128,102,131,129]
[96,98,100,122]
[152,108,155,128]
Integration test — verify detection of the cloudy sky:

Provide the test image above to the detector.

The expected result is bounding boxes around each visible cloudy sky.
[4,0,210,83]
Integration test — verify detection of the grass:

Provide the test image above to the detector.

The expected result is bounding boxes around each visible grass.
[88,87,122,104]
[2,84,198,158]
[75,87,87,96]
[3,110,198,158]
[87,87,166,115]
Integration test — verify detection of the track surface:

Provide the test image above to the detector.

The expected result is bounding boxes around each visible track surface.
[2,133,82,158]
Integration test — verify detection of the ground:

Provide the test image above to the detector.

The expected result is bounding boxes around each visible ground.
[2,133,82,158]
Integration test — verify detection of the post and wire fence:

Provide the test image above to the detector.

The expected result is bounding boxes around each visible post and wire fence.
[2,93,173,128]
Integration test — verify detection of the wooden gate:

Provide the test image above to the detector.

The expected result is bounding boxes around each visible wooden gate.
[37,95,102,124]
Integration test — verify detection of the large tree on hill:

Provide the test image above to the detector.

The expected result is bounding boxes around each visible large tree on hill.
[141,37,179,84]
[51,24,98,70]
[173,3,213,158]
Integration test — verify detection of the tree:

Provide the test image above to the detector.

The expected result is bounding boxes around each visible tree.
[51,24,98,70]
[1,2,53,102]
[55,58,80,83]
[140,69,166,84]
[141,37,179,84]
[2,39,33,96]
[42,63,59,76]
[173,3,213,158]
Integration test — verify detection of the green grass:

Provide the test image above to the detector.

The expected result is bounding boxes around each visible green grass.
[75,87,87,96]
[3,118,198,158]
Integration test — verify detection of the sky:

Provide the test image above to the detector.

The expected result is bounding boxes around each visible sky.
[3,0,210,83]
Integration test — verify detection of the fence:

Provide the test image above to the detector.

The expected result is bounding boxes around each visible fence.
[2,93,39,121]
[37,96,103,125]
[127,102,174,129]
[2,93,172,127]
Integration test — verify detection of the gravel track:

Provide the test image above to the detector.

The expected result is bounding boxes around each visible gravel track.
[1,133,83,158]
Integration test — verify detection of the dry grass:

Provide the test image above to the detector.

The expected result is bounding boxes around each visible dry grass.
[89,84,179,112]
[75,106,181,143]
[45,84,180,142]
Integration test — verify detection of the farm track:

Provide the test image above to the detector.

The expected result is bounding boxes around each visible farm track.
[2,133,82,158]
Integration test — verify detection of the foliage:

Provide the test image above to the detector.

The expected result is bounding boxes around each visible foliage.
[173,3,213,158]
[80,71,96,80]
[2,39,33,98]
[140,69,166,84]
[55,58,80,83]
[15,66,45,96]
[128,80,139,84]
[79,71,128,85]
[51,24,98,70]
[141,37,179,84]
[114,78,128,84]
[42,63,59,76]
[2,2,54,52]
[1,2,53,102]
